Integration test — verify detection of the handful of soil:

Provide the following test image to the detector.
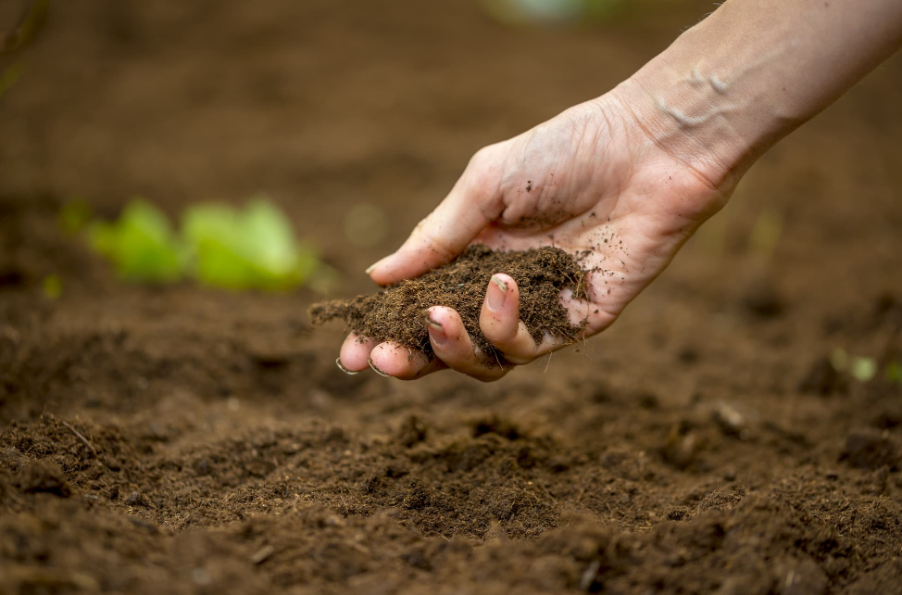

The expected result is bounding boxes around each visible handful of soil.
[308,245,588,363]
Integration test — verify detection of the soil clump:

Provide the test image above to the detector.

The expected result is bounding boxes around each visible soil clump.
[309,245,588,361]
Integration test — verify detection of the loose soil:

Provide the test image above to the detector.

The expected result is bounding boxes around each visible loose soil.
[309,245,587,362]
[2,1,902,594]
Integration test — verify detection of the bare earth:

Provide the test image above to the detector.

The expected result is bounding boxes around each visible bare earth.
[1,1,901,593]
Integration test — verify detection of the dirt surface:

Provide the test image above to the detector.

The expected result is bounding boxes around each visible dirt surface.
[2,1,902,594]
[309,245,586,362]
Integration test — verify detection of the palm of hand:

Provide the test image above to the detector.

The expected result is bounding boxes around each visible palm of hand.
[339,97,729,380]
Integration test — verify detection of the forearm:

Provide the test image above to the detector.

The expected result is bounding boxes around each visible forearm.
[615,0,902,186]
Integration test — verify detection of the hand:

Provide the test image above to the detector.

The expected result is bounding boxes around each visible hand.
[337,88,735,381]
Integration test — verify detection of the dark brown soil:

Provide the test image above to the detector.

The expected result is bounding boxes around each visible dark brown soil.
[309,245,587,362]
[2,1,902,594]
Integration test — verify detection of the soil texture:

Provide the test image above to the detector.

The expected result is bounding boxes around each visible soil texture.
[2,1,902,594]
[309,245,586,361]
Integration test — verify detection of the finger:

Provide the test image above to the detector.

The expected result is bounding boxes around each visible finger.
[338,333,377,374]
[367,341,447,380]
[426,306,507,382]
[480,275,598,362]
[478,274,543,364]
[366,148,504,285]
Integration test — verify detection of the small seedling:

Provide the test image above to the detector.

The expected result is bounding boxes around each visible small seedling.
[850,357,877,383]
[82,196,320,291]
[183,198,318,291]
[830,348,879,383]
[88,200,185,283]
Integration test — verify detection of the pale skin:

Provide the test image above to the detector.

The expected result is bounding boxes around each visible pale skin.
[337,0,902,381]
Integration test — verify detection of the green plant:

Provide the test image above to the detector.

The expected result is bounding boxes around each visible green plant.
[830,348,881,383]
[88,200,185,283]
[183,199,318,291]
[83,197,319,291]
[850,356,877,383]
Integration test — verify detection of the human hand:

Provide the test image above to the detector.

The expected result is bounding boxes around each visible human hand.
[337,87,736,381]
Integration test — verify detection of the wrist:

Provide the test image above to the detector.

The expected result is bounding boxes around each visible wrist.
[607,4,807,191]
[610,60,762,192]
[608,0,902,192]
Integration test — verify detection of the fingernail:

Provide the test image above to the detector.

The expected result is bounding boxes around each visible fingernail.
[365,256,386,276]
[426,314,448,346]
[336,358,359,375]
[367,358,392,378]
[486,275,508,312]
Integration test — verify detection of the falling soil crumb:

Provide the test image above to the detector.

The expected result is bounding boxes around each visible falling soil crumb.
[309,245,588,363]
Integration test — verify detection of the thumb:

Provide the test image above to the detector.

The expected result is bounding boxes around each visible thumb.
[367,148,503,285]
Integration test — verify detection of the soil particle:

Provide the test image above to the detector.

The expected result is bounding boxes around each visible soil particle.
[17,461,72,498]
[840,429,900,470]
[799,357,848,396]
[125,491,152,507]
[660,421,702,470]
[396,415,428,448]
[472,414,522,440]
[870,401,902,430]
[741,278,786,318]
[636,391,660,409]
[309,245,587,363]
[712,401,748,438]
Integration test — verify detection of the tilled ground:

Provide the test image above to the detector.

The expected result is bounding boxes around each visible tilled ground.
[2,1,902,594]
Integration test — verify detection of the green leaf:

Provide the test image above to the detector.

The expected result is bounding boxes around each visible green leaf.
[87,200,184,283]
[182,198,317,291]
[850,357,877,383]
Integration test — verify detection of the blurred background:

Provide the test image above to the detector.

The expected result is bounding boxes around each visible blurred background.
[2,0,899,288]
[1,0,901,395]
[2,0,900,295]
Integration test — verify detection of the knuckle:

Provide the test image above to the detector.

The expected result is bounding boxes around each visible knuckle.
[410,220,458,264]
[481,324,512,345]
[468,144,498,170]
[463,144,506,222]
